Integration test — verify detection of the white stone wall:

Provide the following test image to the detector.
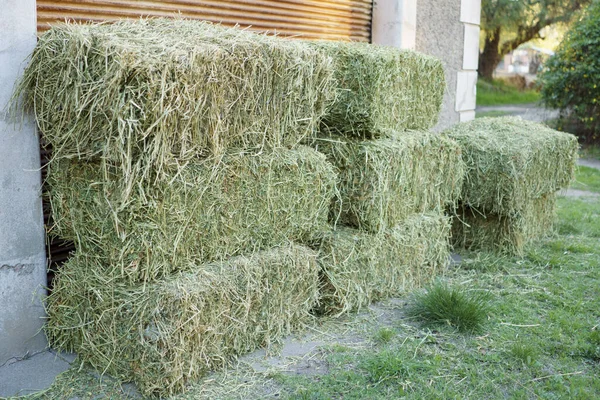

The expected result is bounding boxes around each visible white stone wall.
[456,0,481,122]
[372,0,417,49]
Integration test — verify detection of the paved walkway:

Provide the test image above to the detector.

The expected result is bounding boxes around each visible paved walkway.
[0,350,74,397]
[476,103,559,123]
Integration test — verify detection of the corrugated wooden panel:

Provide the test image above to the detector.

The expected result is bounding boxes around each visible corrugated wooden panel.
[37,0,373,42]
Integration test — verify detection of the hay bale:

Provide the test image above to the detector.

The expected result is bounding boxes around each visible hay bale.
[16,19,336,182]
[453,194,556,256]
[48,146,336,283]
[308,41,445,137]
[311,131,464,233]
[316,213,451,316]
[444,117,578,215]
[46,245,319,397]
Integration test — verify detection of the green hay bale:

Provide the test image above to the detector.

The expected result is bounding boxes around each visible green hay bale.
[453,193,557,255]
[48,146,336,283]
[16,18,335,183]
[444,117,578,215]
[311,131,464,233]
[46,245,319,397]
[316,213,451,316]
[308,41,445,137]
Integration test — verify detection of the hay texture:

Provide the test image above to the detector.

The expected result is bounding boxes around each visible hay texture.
[309,41,445,137]
[444,117,578,215]
[312,131,464,233]
[316,213,451,316]
[46,245,319,397]
[453,194,556,255]
[16,19,335,182]
[48,146,336,283]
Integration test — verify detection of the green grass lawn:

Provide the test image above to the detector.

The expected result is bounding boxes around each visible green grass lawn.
[477,79,541,106]
[18,168,600,400]
[571,165,600,193]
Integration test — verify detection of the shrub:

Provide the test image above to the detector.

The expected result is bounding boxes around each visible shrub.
[540,2,600,142]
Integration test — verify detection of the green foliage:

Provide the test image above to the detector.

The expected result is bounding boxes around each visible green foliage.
[481,0,588,33]
[479,0,589,79]
[408,282,491,333]
[476,79,541,106]
[540,2,600,141]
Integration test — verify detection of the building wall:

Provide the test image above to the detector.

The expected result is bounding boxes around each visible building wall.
[376,0,481,130]
[415,0,463,129]
[0,0,47,364]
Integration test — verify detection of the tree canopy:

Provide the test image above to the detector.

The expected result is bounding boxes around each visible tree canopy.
[479,0,590,79]
[540,1,600,141]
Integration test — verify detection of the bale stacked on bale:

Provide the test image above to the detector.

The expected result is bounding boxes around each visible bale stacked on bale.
[311,131,463,233]
[16,18,336,185]
[16,19,341,395]
[308,41,445,137]
[304,41,460,314]
[316,213,451,316]
[47,245,319,398]
[445,117,578,254]
[48,146,336,283]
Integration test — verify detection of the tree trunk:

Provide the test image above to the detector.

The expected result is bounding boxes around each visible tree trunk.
[478,27,502,80]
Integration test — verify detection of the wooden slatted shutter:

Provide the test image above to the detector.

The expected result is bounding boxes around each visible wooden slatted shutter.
[37,0,373,42]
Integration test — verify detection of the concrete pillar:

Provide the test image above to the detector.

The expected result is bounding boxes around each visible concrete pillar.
[372,0,417,49]
[415,0,482,129]
[0,0,47,364]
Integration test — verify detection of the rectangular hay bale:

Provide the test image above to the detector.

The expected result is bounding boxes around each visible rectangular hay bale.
[316,213,451,316]
[16,19,336,180]
[311,131,464,233]
[452,193,557,255]
[48,146,336,282]
[309,41,445,137]
[444,117,578,215]
[46,245,319,398]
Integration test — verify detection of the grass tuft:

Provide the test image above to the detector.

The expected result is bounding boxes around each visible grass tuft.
[373,328,395,345]
[510,340,539,366]
[360,350,409,383]
[408,282,491,333]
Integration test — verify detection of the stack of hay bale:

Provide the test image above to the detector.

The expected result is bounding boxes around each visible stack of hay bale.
[18,19,339,396]
[306,42,466,315]
[445,117,578,255]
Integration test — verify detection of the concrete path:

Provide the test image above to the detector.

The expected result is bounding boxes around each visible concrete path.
[578,158,600,170]
[476,103,559,123]
[0,350,74,397]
